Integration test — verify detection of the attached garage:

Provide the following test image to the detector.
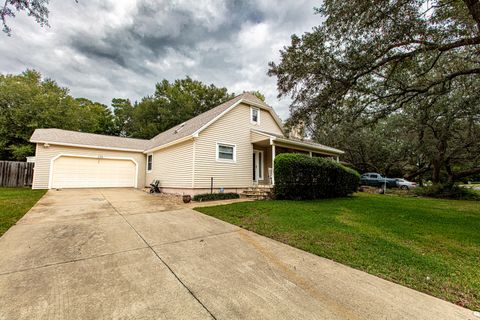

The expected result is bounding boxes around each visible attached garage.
[50,155,137,189]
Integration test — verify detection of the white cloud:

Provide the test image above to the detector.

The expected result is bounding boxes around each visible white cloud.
[0,0,321,120]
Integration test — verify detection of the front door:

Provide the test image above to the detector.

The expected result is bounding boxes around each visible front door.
[253,150,264,183]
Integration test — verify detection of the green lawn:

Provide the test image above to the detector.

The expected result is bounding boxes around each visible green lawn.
[196,193,480,310]
[0,188,46,236]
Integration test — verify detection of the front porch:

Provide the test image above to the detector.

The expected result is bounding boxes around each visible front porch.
[250,129,344,186]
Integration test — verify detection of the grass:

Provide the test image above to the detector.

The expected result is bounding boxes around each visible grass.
[196,193,480,310]
[0,188,46,237]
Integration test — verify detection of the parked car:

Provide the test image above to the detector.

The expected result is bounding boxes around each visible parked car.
[395,178,417,190]
[360,173,398,188]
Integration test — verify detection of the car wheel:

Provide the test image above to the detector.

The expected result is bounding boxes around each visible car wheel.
[400,185,409,190]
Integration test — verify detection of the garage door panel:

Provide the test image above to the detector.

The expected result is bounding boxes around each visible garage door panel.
[52,156,136,188]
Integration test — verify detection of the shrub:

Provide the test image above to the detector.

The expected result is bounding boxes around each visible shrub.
[413,184,480,200]
[274,153,360,200]
[193,192,240,202]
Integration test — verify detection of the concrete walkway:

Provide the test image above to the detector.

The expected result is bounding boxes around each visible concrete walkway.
[0,188,475,319]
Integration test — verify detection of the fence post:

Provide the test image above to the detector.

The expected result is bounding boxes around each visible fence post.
[0,161,34,187]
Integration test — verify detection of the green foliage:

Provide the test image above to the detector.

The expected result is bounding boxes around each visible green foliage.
[1,0,50,35]
[111,98,134,137]
[0,70,116,160]
[274,153,360,200]
[269,0,480,184]
[8,144,34,161]
[0,187,46,236]
[247,90,265,102]
[413,184,480,201]
[0,70,254,161]
[126,77,234,139]
[196,193,480,309]
[192,192,240,202]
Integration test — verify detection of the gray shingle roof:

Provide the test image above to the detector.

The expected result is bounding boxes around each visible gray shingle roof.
[146,92,274,150]
[30,92,280,152]
[30,128,149,151]
[251,129,344,155]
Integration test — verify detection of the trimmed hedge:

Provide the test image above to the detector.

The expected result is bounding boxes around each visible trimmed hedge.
[193,192,240,202]
[274,153,360,200]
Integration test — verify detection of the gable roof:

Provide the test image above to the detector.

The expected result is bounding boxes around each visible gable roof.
[30,128,149,152]
[30,92,284,153]
[145,92,283,151]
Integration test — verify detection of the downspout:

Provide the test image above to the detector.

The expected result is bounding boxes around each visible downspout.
[270,138,276,186]
[191,138,196,189]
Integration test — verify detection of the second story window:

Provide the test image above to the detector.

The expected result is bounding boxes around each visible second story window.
[251,107,260,124]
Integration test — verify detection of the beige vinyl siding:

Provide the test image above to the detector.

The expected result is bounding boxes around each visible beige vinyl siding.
[255,108,283,135]
[194,103,283,188]
[251,131,268,143]
[146,140,193,188]
[32,144,146,189]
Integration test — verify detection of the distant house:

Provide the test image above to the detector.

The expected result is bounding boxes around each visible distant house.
[30,93,343,195]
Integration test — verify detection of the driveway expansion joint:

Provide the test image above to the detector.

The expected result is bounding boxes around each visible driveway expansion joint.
[101,191,218,320]
[151,229,240,247]
[0,246,148,276]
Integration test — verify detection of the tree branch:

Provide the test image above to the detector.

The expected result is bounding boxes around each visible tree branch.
[463,0,480,33]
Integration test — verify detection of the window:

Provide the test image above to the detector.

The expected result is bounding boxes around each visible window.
[251,107,260,124]
[147,154,153,171]
[216,143,236,162]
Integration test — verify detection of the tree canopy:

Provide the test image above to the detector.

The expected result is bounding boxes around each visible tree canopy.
[0,70,115,160]
[1,0,50,35]
[269,0,480,184]
[113,77,234,139]
[0,70,240,160]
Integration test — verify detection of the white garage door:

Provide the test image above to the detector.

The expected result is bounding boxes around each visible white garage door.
[51,156,136,188]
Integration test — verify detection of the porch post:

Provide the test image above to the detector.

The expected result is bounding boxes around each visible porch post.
[336,156,340,163]
[309,151,312,157]
[271,144,276,185]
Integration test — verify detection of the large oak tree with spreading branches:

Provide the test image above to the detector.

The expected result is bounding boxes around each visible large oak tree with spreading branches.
[269,0,480,184]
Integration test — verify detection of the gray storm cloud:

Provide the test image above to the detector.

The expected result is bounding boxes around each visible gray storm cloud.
[0,0,322,119]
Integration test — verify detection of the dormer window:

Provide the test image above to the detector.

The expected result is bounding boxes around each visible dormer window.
[251,107,260,125]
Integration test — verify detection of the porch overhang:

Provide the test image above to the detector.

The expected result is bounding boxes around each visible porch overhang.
[251,129,344,156]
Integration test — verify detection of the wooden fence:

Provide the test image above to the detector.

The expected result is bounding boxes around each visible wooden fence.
[0,161,34,187]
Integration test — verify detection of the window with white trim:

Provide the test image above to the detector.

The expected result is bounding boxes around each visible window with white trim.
[147,154,153,171]
[251,107,260,124]
[216,143,236,162]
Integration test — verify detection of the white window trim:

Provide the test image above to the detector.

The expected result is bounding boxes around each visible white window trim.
[253,149,264,181]
[216,142,236,163]
[250,107,260,125]
[146,153,153,172]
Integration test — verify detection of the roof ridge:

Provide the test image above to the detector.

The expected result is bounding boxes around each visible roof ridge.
[31,92,283,152]
[38,128,149,142]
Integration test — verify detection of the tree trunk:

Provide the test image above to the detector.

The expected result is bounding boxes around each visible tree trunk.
[432,159,442,184]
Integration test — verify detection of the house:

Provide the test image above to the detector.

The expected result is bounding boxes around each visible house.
[29,93,344,195]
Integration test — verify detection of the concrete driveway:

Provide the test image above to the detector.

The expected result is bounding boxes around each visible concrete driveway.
[0,189,475,319]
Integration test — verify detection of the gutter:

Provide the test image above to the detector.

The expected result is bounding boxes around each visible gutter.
[30,140,145,153]
[143,135,194,154]
[271,137,345,155]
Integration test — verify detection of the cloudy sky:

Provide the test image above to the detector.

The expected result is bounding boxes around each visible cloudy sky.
[1,0,321,119]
